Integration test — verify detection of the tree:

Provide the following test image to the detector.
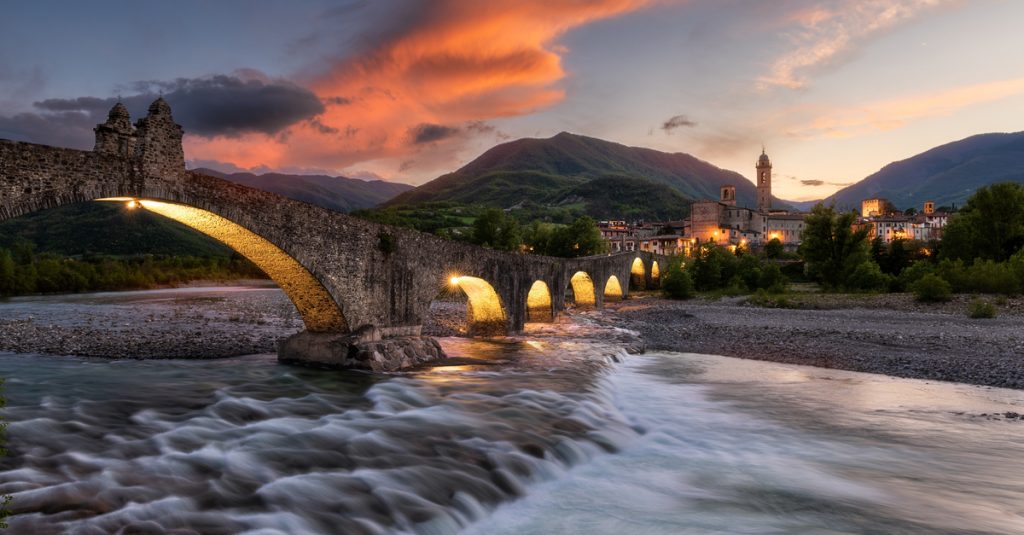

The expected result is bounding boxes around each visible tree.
[0,249,14,295]
[798,203,873,289]
[661,257,694,299]
[764,238,784,259]
[470,208,521,251]
[527,216,607,258]
[940,182,1024,262]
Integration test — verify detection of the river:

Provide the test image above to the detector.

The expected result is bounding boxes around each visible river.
[0,287,1022,534]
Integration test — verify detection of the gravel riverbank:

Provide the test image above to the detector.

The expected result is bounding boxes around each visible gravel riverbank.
[0,284,303,358]
[596,294,1024,390]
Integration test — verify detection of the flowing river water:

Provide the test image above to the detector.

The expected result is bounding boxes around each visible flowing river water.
[1,287,1023,534]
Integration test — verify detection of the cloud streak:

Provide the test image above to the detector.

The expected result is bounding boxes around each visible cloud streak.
[758,0,953,90]
[789,77,1024,139]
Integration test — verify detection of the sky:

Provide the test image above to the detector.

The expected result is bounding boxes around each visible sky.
[1,0,1022,201]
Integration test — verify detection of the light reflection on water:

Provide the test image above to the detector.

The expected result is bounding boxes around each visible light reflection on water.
[0,312,1022,533]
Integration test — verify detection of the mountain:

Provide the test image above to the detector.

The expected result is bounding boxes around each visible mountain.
[822,132,1024,211]
[387,132,787,216]
[196,169,413,213]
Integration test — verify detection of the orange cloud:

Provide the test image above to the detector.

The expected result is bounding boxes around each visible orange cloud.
[185,0,662,180]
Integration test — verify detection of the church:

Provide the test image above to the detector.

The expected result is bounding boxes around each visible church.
[687,149,806,248]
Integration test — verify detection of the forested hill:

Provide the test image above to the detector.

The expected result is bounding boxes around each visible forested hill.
[387,132,790,217]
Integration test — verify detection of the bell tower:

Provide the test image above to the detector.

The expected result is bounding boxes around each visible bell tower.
[756,148,772,213]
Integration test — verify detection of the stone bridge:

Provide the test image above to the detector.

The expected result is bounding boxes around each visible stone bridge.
[0,99,668,370]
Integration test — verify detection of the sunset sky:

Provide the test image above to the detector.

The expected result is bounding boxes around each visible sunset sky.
[2,0,1022,200]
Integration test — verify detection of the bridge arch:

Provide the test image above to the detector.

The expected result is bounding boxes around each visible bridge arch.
[651,260,661,287]
[526,280,553,322]
[568,271,596,308]
[604,275,624,301]
[450,275,507,335]
[99,198,348,332]
[630,257,645,290]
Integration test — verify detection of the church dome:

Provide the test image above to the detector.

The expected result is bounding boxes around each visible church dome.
[758,150,771,165]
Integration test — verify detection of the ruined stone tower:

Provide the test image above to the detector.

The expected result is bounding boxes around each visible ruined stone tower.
[756,148,772,213]
[133,97,185,177]
[93,102,136,157]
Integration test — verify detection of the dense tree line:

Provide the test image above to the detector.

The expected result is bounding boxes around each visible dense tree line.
[795,183,1024,296]
[0,242,265,297]
[469,208,608,257]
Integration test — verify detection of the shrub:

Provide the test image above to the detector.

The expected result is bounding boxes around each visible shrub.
[894,260,935,292]
[757,263,788,293]
[964,259,1020,295]
[662,259,694,300]
[968,298,997,319]
[747,288,794,308]
[910,273,952,302]
[845,261,892,292]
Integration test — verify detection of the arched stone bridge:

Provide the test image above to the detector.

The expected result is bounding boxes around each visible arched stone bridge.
[0,99,668,370]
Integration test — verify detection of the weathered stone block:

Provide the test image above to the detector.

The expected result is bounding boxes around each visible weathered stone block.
[278,330,446,372]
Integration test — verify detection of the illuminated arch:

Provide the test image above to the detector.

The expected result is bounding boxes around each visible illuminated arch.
[103,198,347,332]
[569,271,596,308]
[651,261,661,285]
[450,276,507,335]
[630,257,645,290]
[526,280,553,322]
[604,275,624,301]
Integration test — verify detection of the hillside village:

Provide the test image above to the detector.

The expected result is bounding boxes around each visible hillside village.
[600,149,952,256]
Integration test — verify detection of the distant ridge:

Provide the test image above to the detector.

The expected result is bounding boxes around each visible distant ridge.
[387,132,790,218]
[821,131,1024,210]
[196,168,413,213]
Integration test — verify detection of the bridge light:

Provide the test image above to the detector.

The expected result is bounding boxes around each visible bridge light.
[126,199,139,209]
[450,276,461,287]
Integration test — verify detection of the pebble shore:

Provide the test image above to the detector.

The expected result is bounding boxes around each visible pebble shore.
[597,293,1024,390]
[0,284,303,359]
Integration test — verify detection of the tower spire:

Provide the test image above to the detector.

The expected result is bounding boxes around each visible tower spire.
[756,147,772,213]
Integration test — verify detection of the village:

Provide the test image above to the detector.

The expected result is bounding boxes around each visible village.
[599,150,952,255]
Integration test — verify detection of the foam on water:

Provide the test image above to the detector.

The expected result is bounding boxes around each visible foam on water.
[2,293,1024,534]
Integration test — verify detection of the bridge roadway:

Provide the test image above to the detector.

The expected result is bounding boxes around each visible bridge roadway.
[0,99,667,370]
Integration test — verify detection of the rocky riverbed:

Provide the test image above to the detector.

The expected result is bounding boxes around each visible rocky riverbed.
[595,294,1024,390]
[0,283,303,358]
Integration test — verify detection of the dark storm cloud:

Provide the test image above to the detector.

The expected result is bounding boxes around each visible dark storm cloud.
[0,110,97,149]
[661,114,698,133]
[409,123,460,144]
[131,75,325,137]
[0,72,325,148]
